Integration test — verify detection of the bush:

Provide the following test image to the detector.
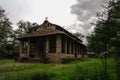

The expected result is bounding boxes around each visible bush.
[0,58,116,80]
[69,59,116,80]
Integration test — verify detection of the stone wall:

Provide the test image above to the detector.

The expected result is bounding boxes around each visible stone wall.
[46,53,84,63]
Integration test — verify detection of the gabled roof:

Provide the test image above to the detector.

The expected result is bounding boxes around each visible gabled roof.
[17,20,83,44]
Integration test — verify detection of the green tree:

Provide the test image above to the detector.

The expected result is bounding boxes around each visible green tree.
[87,0,120,79]
[73,32,84,40]
[14,21,38,57]
[87,0,120,55]
[17,20,37,35]
[0,7,15,58]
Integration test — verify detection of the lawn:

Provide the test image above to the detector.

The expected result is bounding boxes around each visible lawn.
[0,59,14,65]
[0,58,117,80]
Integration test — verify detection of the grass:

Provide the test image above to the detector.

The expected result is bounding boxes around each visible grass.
[0,58,117,80]
[0,59,14,64]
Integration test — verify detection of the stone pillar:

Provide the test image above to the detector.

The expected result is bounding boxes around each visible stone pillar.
[73,42,75,56]
[74,43,77,58]
[82,47,85,58]
[56,35,61,54]
[35,39,39,57]
[76,44,78,54]
[73,41,76,57]
[78,45,80,54]
[19,41,23,57]
[76,44,77,54]
[65,38,67,54]
[79,46,80,54]
[56,35,61,63]
[79,46,81,54]
[46,37,49,54]
[71,41,73,54]
[27,39,30,57]
[69,41,72,54]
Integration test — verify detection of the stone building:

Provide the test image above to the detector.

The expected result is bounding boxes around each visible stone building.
[17,20,86,63]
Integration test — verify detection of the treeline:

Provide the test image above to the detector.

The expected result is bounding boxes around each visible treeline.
[87,0,120,79]
[87,0,120,57]
[0,7,38,58]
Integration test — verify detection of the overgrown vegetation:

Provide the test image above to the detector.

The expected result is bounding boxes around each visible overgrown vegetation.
[0,7,37,59]
[87,0,120,79]
[0,58,116,80]
[87,0,120,56]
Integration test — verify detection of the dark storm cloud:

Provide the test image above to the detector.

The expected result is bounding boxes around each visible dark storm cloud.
[71,0,102,21]
[71,0,109,35]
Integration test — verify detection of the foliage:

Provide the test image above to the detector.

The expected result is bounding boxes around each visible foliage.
[0,58,116,80]
[87,0,120,56]
[73,32,84,40]
[0,7,17,58]
[0,59,14,64]
[0,7,38,58]
[16,20,38,36]
[87,1,120,79]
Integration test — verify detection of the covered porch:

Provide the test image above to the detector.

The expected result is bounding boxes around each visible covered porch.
[18,34,86,63]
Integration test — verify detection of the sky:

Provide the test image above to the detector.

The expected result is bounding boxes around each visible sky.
[0,0,109,36]
[69,0,109,35]
[0,0,76,29]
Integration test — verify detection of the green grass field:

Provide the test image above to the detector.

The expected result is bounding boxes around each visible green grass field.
[0,58,117,80]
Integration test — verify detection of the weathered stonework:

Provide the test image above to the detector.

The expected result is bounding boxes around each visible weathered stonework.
[17,20,86,63]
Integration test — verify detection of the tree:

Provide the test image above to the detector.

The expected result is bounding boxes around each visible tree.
[87,0,120,55]
[17,20,37,35]
[87,0,120,79]
[14,21,38,56]
[107,0,120,56]
[73,32,84,40]
[0,7,15,58]
[0,7,38,58]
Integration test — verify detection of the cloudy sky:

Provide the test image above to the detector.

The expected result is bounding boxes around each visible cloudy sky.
[0,0,109,36]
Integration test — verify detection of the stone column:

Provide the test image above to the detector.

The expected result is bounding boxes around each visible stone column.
[73,42,76,57]
[74,43,77,58]
[71,41,73,54]
[73,42,75,56]
[69,41,72,54]
[65,38,67,54]
[82,47,85,58]
[27,39,30,57]
[56,35,61,54]
[46,37,49,54]
[35,39,39,57]
[56,35,61,63]
[79,46,80,54]
[79,46,81,55]
[78,45,80,54]
[76,44,78,54]
[19,41,23,57]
